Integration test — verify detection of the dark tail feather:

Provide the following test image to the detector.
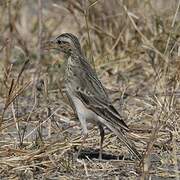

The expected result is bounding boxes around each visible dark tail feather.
[116,129,142,161]
[102,121,142,160]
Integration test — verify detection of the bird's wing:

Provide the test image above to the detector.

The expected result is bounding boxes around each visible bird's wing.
[72,57,129,131]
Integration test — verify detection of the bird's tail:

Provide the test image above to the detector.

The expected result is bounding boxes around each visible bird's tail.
[115,128,142,161]
[101,120,142,160]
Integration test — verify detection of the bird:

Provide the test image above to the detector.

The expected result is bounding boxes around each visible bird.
[42,33,142,161]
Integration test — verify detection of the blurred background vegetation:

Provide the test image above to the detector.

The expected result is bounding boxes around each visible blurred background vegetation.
[0,0,180,179]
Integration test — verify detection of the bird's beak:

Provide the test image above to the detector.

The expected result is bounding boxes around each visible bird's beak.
[41,39,56,51]
[41,40,54,50]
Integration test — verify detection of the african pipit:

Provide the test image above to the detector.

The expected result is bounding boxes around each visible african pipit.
[43,33,142,160]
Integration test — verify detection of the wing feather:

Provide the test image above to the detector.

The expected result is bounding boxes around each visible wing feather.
[72,56,129,131]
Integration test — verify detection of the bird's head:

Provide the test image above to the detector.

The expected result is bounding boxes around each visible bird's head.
[42,33,83,56]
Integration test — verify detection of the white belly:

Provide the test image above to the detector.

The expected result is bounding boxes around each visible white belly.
[71,93,116,134]
[71,95,99,123]
[66,88,105,135]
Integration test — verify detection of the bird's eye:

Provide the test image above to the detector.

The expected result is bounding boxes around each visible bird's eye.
[57,40,62,44]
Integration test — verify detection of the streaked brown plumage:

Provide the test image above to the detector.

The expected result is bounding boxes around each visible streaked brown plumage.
[43,33,142,160]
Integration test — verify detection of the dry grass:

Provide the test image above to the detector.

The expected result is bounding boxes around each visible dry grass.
[0,0,180,179]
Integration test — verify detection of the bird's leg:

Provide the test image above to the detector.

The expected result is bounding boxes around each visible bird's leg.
[77,115,88,158]
[77,132,88,158]
[98,124,104,160]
